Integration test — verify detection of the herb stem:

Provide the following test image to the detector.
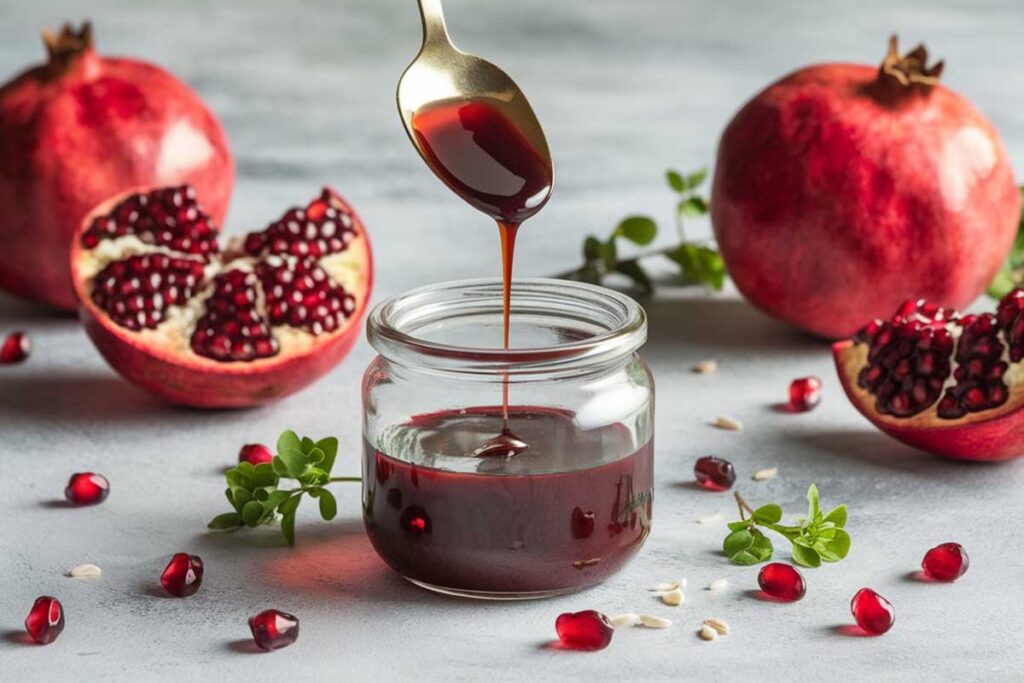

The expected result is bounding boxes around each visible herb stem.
[553,240,716,281]
[734,491,755,519]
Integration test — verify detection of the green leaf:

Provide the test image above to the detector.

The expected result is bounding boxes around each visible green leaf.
[316,437,339,475]
[281,511,296,546]
[277,430,303,459]
[730,529,773,565]
[231,488,254,509]
[819,529,851,562]
[666,170,685,193]
[301,437,315,453]
[242,500,265,527]
[988,186,1024,298]
[599,240,617,270]
[667,243,726,290]
[677,196,708,217]
[234,461,255,476]
[824,505,847,528]
[318,490,338,521]
[753,504,783,525]
[263,490,290,514]
[277,444,310,479]
[299,467,329,487]
[305,447,324,466]
[616,216,658,246]
[614,260,653,294]
[807,484,821,520]
[279,494,302,517]
[727,520,751,533]
[207,512,242,530]
[271,456,291,478]
[583,236,603,261]
[723,529,754,557]
[252,463,278,488]
[792,543,822,568]
[684,168,708,190]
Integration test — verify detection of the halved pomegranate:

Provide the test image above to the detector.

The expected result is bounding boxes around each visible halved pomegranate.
[70,185,372,408]
[833,293,1024,461]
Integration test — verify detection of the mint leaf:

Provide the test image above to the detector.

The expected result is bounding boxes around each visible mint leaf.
[684,168,708,190]
[666,170,685,193]
[207,512,242,531]
[677,196,708,217]
[318,490,338,521]
[807,484,821,520]
[616,216,658,246]
[281,510,297,546]
[316,437,339,474]
[668,243,726,290]
[792,543,822,568]
[277,430,303,460]
[614,260,653,294]
[753,504,783,525]
[824,504,848,528]
[241,500,265,527]
[988,186,1024,298]
[724,529,754,557]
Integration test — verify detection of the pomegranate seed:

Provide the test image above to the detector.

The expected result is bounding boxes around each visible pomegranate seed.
[788,376,822,411]
[757,563,806,601]
[238,443,274,465]
[555,610,614,651]
[64,472,110,506]
[160,553,204,597]
[400,505,432,536]
[24,596,64,644]
[249,609,300,651]
[693,456,736,491]
[0,330,30,364]
[921,542,969,582]
[851,588,895,635]
[571,507,595,539]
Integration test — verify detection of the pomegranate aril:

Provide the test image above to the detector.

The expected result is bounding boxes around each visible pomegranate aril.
[851,588,894,635]
[937,313,1009,420]
[92,254,205,330]
[757,563,806,601]
[922,542,969,582]
[256,256,353,335]
[571,507,595,539]
[191,269,278,362]
[244,189,358,260]
[249,609,300,651]
[160,553,204,597]
[555,610,614,651]
[693,456,736,491]
[788,376,822,411]
[400,505,432,536]
[65,472,110,506]
[1,330,30,364]
[24,596,64,644]
[239,443,274,465]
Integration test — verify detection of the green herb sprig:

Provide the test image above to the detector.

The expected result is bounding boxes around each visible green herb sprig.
[723,484,850,568]
[554,167,725,294]
[207,430,359,545]
[987,186,1024,299]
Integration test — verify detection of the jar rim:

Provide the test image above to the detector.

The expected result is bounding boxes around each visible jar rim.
[367,278,647,375]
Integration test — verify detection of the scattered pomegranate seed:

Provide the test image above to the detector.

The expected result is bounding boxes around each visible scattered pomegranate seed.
[555,610,614,651]
[922,542,969,582]
[851,588,895,635]
[571,507,595,539]
[0,330,30,364]
[160,553,204,597]
[249,609,300,651]
[694,456,736,491]
[400,505,432,536]
[238,443,274,465]
[788,376,822,411]
[64,472,110,506]
[757,563,806,601]
[24,596,64,644]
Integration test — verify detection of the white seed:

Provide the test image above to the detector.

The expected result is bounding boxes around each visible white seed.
[699,624,719,641]
[696,513,723,525]
[707,578,729,592]
[692,359,717,374]
[712,416,743,431]
[638,615,672,629]
[661,588,685,606]
[609,613,641,628]
[703,618,730,636]
[651,578,687,591]
[68,563,102,578]
[753,467,778,481]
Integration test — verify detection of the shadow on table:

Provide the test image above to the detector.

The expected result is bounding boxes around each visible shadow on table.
[0,373,167,425]
[0,291,75,327]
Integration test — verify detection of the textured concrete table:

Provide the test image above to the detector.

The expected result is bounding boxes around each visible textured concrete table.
[1,1,1022,680]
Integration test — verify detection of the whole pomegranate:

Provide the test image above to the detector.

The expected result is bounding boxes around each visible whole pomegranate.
[70,185,373,408]
[834,293,1024,461]
[0,22,233,310]
[712,37,1020,339]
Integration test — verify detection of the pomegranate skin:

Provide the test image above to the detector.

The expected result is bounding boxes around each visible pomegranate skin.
[711,42,1019,339]
[0,23,233,310]
[833,340,1024,461]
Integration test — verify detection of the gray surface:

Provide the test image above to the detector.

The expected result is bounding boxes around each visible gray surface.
[1,0,1023,680]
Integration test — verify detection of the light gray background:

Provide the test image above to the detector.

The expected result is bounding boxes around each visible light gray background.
[1,1,1022,680]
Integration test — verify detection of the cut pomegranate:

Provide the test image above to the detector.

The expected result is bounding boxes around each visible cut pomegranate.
[248,609,300,651]
[555,610,614,651]
[693,456,736,491]
[788,376,822,412]
[160,553,203,597]
[24,596,64,644]
[922,542,969,582]
[0,330,30,364]
[757,563,806,601]
[65,472,109,506]
[70,185,373,408]
[834,293,1024,460]
[238,443,274,466]
[850,588,895,635]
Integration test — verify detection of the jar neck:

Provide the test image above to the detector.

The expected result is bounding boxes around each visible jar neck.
[367,278,647,378]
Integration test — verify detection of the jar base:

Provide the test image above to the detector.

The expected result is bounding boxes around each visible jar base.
[403,576,595,601]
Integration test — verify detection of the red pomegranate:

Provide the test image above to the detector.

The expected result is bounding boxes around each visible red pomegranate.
[712,37,1020,339]
[70,185,372,408]
[0,22,233,310]
[833,292,1024,461]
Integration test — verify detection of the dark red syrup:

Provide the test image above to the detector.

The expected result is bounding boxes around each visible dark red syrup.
[363,407,653,595]
[412,100,553,457]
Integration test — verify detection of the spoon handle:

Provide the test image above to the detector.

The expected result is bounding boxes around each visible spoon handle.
[416,0,452,48]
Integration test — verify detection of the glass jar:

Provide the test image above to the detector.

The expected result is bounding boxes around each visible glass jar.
[362,278,654,599]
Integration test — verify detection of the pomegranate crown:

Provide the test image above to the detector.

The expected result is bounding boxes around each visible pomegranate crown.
[41,21,94,67]
[878,35,944,92]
